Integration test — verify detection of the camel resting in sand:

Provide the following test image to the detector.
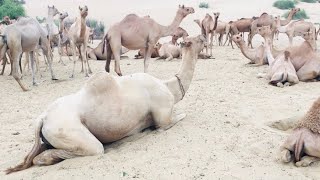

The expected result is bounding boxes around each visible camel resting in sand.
[280,97,320,167]
[260,38,299,87]
[158,42,181,61]
[5,35,207,174]
[87,40,129,60]
[103,5,194,76]
[232,34,266,65]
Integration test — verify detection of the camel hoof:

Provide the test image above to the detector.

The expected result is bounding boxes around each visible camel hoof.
[85,74,89,78]
[33,82,39,86]
[69,75,74,79]
[295,160,310,167]
[117,73,122,76]
[281,149,292,163]
[89,70,93,74]
[284,82,291,87]
[276,82,284,88]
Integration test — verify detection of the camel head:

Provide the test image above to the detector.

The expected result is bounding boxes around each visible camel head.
[59,12,68,20]
[172,27,189,39]
[48,5,60,17]
[178,5,195,17]
[290,8,301,15]
[231,33,244,44]
[213,12,220,19]
[302,30,315,42]
[154,42,162,50]
[256,26,272,38]
[79,5,89,18]
[180,35,206,55]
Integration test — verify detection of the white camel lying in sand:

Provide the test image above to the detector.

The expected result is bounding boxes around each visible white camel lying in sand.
[158,42,181,61]
[276,97,320,167]
[5,35,207,174]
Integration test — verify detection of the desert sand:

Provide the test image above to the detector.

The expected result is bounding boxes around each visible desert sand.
[1,0,320,179]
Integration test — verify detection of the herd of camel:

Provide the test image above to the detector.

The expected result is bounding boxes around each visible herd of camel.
[1,4,320,175]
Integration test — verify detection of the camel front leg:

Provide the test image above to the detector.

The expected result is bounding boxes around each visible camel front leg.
[144,43,154,73]
[296,156,320,167]
[12,52,28,91]
[70,42,78,78]
[210,32,214,57]
[29,51,38,86]
[80,45,89,77]
[0,55,7,75]
[58,36,66,66]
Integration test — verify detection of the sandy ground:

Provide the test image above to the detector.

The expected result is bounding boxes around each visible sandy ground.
[1,0,320,179]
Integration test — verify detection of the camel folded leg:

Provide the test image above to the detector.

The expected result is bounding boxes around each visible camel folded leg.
[296,61,319,82]
[37,123,104,166]
[295,156,320,167]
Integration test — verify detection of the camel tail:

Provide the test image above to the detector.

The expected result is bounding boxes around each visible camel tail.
[5,116,44,174]
[294,133,304,162]
[102,34,108,54]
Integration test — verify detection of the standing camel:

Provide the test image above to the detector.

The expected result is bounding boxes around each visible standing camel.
[249,8,300,47]
[46,6,63,64]
[200,12,219,57]
[58,12,71,60]
[0,17,57,91]
[68,6,92,78]
[103,5,195,76]
[5,35,207,174]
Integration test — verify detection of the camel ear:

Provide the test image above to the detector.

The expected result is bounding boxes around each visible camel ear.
[240,33,243,37]
[79,6,82,10]
[182,5,185,9]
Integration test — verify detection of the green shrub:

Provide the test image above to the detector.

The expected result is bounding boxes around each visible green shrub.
[273,0,295,9]
[283,9,309,19]
[199,2,209,8]
[0,0,25,19]
[300,0,317,3]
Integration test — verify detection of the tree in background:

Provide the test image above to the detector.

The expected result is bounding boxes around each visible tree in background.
[0,0,25,19]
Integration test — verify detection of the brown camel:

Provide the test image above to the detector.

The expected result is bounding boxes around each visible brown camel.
[215,21,230,46]
[58,12,71,60]
[68,6,92,78]
[5,35,206,174]
[200,12,219,57]
[103,5,194,76]
[232,34,266,65]
[280,97,320,167]
[224,17,257,49]
[249,8,300,47]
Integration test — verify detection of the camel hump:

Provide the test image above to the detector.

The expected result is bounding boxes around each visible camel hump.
[284,51,290,61]
[84,71,118,95]
[260,12,268,17]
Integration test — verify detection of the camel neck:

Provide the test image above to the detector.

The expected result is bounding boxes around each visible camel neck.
[238,41,255,60]
[265,43,275,66]
[161,12,184,36]
[79,16,86,39]
[164,48,197,104]
[59,19,64,33]
[280,12,293,26]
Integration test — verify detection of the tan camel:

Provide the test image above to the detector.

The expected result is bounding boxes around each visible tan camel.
[135,27,188,59]
[0,17,57,91]
[5,35,206,174]
[224,17,256,49]
[276,18,317,50]
[158,42,181,61]
[46,6,63,64]
[256,26,283,58]
[200,12,219,57]
[68,6,92,78]
[87,40,129,60]
[249,8,300,47]
[214,21,230,46]
[261,38,299,87]
[232,34,266,65]
[280,97,320,167]
[58,12,71,60]
[103,5,194,76]
[88,28,94,44]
